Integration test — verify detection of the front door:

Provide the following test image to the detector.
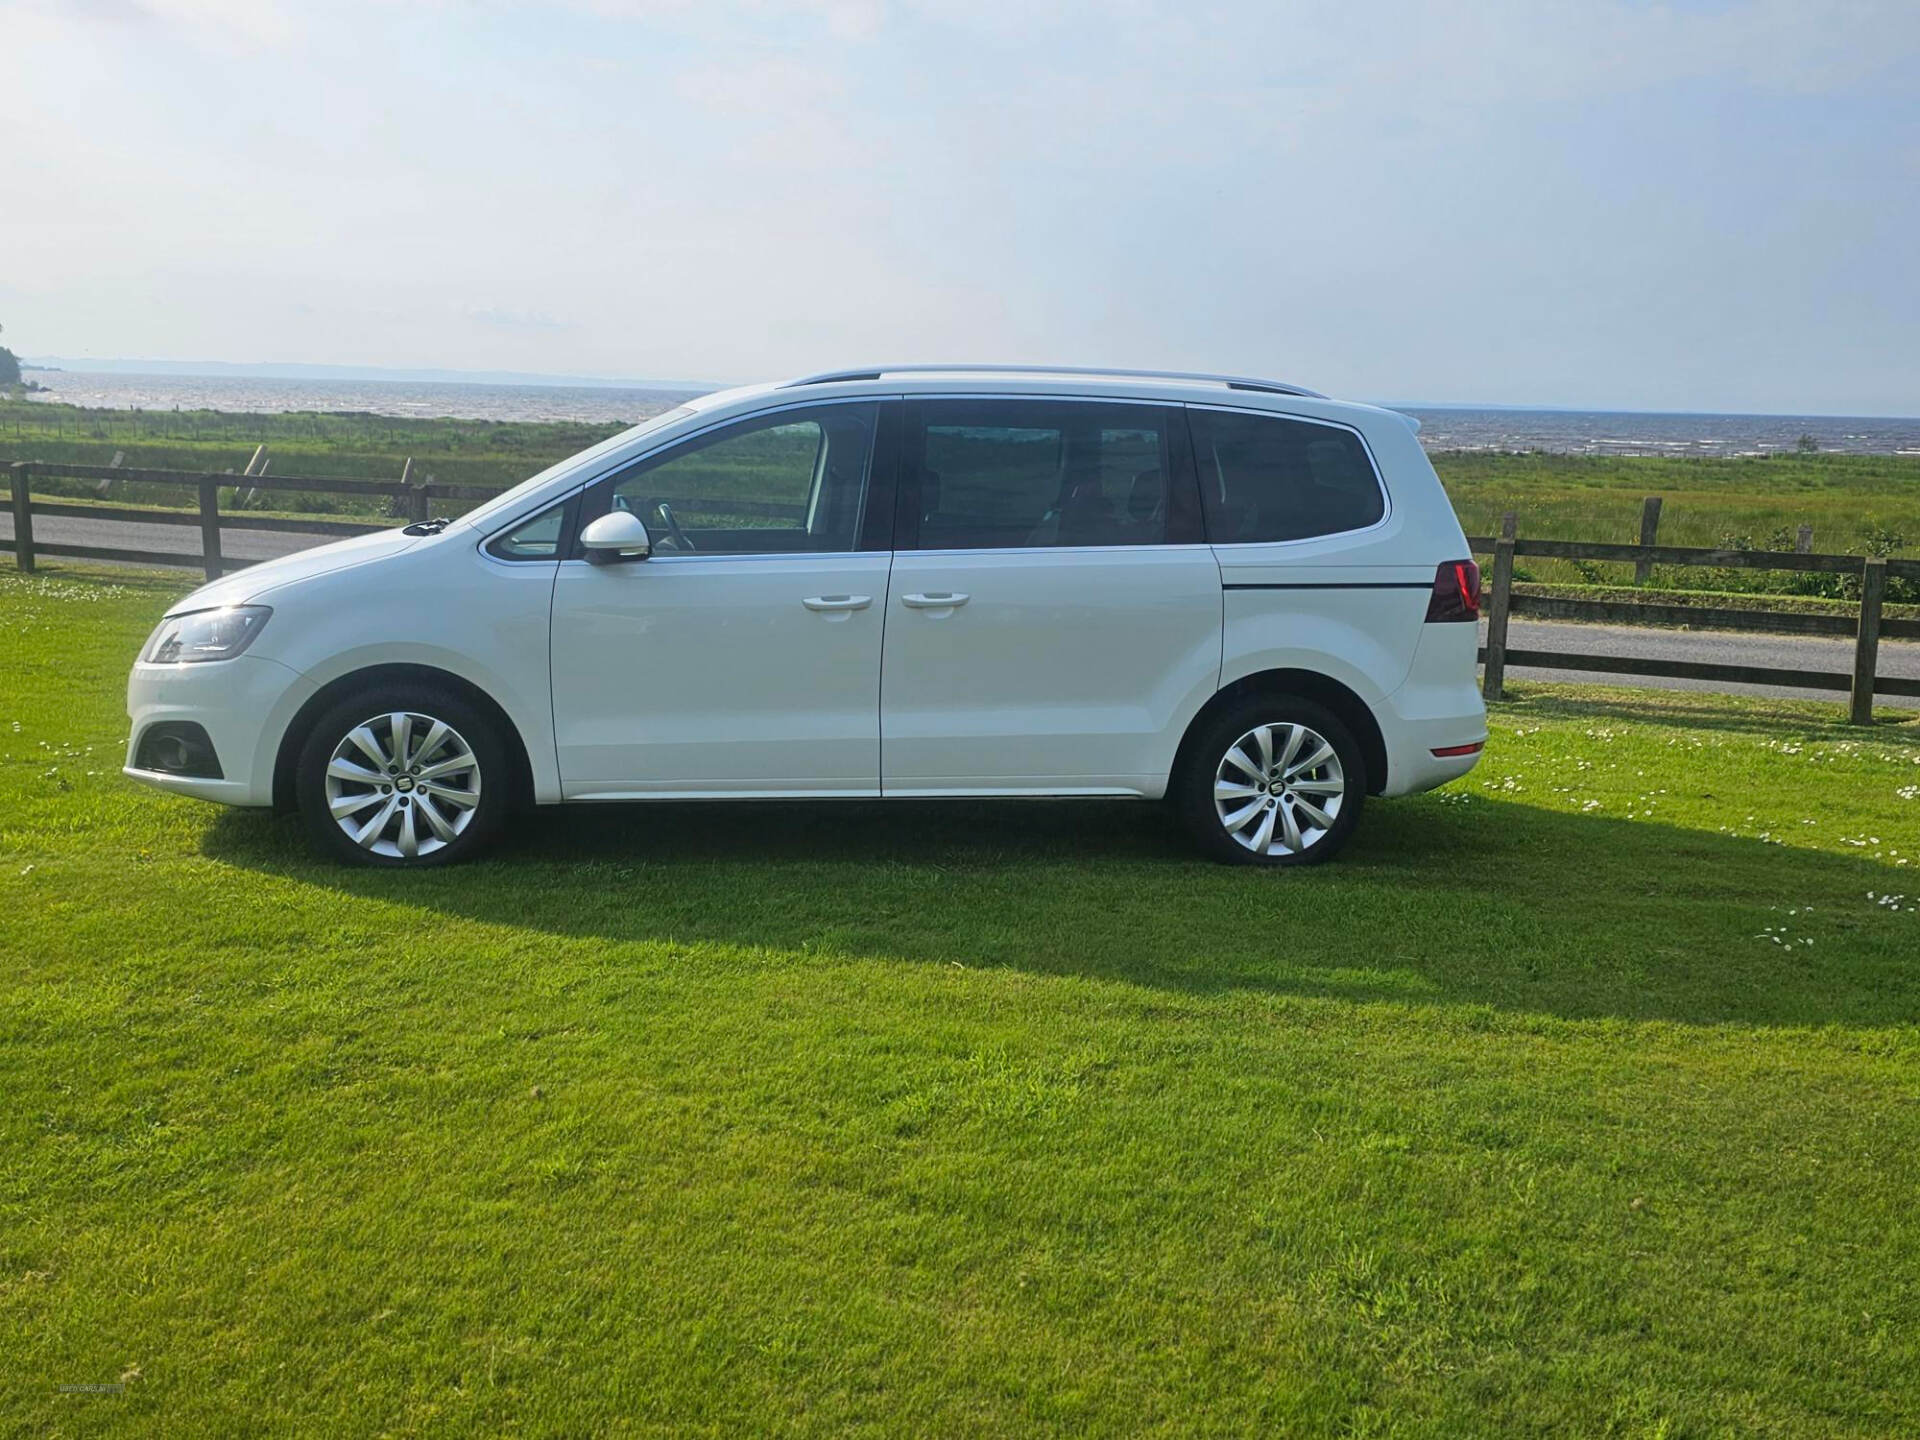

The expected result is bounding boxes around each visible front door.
[550,400,893,797]
[880,397,1222,795]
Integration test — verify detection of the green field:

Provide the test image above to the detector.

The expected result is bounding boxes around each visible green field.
[1439,451,1920,599]
[4,565,1920,1434]
[0,399,637,521]
[1440,449,1920,549]
[5,397,1917,595]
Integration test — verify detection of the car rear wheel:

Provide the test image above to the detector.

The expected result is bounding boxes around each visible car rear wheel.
[1176,696,1365,866]
[295,686,510,867]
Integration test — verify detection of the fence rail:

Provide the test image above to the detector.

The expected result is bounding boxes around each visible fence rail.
[1464,533,1920,580]
[3,460,458,576]
[1470,512,1911,724]
[1501,592,1920,641]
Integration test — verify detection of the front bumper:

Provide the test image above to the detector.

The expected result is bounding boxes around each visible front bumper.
[124,653,315,807]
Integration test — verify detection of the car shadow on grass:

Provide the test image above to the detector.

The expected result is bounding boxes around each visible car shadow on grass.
[201,794,1920,1030]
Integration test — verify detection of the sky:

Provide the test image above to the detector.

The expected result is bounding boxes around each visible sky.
[1,0,1917,413]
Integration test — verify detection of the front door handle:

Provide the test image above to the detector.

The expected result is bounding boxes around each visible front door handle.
[802,594,873,612]
[901,592,971,609]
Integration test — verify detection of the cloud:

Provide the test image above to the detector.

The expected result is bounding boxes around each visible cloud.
[465,306,570,331]
[564,0,884,36]
[19,0,1916,92]
[4,0,303,50]
[3,0,1917,409]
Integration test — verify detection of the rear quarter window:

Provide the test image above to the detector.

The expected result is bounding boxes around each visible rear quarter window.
[1189,409,1385,543]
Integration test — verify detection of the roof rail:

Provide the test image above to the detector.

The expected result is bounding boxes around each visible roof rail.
[779,364,1324,398]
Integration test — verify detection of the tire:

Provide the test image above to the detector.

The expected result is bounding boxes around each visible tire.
[295,684,512,867]
[1175,695,1366,867]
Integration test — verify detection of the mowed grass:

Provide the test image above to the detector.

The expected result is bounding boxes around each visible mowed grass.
[4,567,1920,1437]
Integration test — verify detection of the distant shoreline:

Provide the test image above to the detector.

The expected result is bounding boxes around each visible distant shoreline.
[22,357,719,391]
[7,371,1920,457]
[21,359,1920,425]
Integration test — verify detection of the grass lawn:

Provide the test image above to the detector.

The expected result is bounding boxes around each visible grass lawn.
[4,566,1920,1436]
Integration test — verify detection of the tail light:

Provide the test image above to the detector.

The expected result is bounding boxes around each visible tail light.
[1425,559,1480,623]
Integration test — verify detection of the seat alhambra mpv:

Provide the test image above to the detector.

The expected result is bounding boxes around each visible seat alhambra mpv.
[125,365,1486,867]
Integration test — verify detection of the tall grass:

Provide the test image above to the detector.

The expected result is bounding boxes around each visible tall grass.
[0,400,633,519]
[1434,451,1920,596]
[5,399,1917,590]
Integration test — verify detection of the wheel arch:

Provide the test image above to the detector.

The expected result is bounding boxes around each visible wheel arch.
[272,663,535,814]
[1172,668,1389,797]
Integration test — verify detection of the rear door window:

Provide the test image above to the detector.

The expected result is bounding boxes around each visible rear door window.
[903,399,1195,549]
[1188,409,1385,543]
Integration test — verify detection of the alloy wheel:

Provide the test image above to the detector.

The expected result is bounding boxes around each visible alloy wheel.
[323,711,482,860]
[1212,721,1346,858]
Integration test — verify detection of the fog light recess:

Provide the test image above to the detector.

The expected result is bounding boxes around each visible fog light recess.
[135,722,224,779]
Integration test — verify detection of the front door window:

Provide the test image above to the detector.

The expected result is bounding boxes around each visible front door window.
[602,403,880,554]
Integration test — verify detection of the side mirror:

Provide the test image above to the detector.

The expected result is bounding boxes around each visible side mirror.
[581,510,652,565]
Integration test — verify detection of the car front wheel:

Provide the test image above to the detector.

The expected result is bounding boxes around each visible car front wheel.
[295,686,510,867]
[1176,697,1365,866]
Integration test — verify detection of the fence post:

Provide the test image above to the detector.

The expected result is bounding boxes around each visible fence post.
[197,477,223,581]
[9,462,34,573]
[391,457,428,524]
[405,460,430,525]
[1850,558,1886,726]
[1482,511,1517,702]
[239,443,269,507]
[1795,524,1813,554]
[1633,496,1663,585]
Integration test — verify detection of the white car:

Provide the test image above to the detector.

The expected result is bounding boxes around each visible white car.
[125,365,1486,868]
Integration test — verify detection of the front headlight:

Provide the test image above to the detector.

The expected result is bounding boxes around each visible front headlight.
[139,606,273,664]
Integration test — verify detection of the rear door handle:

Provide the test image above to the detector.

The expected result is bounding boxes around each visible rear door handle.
[801,594,873,612]
[901,592,970,609]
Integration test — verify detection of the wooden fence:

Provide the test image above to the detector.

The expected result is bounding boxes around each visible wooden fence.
[1472,511,1920,724]
[5,464,1918,723]
[1,459,808,579]
[3,459,496,577]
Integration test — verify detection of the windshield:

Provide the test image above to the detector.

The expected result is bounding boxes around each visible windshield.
[457,406,698,530]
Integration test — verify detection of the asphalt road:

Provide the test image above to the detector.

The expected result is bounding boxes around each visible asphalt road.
[1,509,357,567]
[6,510,1915,709]
[1486,616,1919,709]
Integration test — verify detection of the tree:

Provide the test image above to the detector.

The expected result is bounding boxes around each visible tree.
[0,322,19,386]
